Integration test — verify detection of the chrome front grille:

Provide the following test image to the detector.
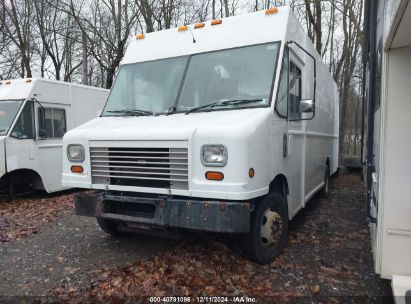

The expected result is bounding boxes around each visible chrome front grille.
[90,147,188,190]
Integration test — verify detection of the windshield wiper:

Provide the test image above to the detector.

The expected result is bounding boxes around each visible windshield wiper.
[107,109,157,117]
[185,99,264,115]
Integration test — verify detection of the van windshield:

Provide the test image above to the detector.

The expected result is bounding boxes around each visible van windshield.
[0,99,23,136]
[102,42,279,116]
[103,57,188,116]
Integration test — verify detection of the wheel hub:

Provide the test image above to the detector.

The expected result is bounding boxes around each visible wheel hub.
[261,208,283,246]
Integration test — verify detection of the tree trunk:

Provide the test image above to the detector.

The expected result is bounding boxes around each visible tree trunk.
[105,67,115,89]
[223,0,229,17]
[82,31,88,85]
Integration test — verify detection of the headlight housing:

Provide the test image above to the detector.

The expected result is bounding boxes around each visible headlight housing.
[67,144,85,162]
[201,145,227,167]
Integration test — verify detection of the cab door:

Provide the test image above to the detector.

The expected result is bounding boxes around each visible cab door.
[36,105,69,192]
[274,47,305,217]
[285,58,305,216]
[5,100,37,186]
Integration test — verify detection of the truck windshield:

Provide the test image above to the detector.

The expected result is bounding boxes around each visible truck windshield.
[102,57,188,116]
[101,42,279,116]
[177,43,279,112]
[0,99,23,136]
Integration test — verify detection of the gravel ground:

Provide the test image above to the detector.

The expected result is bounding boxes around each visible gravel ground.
[0,172,394,303]
[0,211,176,300]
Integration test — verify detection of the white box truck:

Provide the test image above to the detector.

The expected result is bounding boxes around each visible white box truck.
[62,7,339,263]
[0,78,109,196]
[364,0,411,302]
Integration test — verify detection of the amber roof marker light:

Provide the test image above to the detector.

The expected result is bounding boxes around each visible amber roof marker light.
[194,23,205,29]
[136,34,145,40]
[178,25,189,32]
[265,7,279,15]
[211,19,223,26]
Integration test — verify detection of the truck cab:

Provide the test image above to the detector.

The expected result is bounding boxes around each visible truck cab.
[0,78,108,196]
[63,7,339,263]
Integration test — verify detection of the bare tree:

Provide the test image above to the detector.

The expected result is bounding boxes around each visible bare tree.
[33,0,82,81]
[67,0,139,88]
[1,0,34,78]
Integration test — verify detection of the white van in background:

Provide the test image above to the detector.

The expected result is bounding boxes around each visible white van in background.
[63,7,339,263]
[0,78,109,196]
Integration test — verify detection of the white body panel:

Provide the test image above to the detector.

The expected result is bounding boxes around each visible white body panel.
[0,137,5,178]
[62,8,339,220]
[0,78,109,193]
[367,0,411,298]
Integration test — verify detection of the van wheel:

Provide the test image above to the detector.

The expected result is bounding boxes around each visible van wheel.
[319,164,331,198]
[97,218,127,237]
[241,192,288,264]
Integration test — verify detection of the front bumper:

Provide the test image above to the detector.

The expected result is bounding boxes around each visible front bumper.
[75,192,250,233]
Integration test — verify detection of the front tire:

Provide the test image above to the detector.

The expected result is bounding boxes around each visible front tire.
[241,192,288,264]
[97,218,128,237]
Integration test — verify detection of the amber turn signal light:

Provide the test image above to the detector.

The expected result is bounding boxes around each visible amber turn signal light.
[211,19,223,26]
[249,168,255,178]
[205,171,224,181]
[136,34,145,40]
[71,166,84,174]
[265,7,279,15]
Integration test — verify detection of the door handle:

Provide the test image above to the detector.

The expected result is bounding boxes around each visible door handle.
[283,134,288,158]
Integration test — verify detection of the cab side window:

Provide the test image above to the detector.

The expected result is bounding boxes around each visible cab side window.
[39,108,67,139]
[275,47,289,117]
[11,101,34,139]
[288,62,302,120]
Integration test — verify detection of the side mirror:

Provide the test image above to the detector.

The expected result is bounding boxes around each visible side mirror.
[300,99,315,113]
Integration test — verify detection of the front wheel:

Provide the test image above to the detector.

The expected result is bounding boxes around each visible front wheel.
[241,192,288,264]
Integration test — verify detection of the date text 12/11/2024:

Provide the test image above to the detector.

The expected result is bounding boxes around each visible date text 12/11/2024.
[149,296,257,303]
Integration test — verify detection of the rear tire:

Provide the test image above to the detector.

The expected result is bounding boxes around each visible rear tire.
[319,164,331,198]
[240,192,288,264]
[97,218,128,237]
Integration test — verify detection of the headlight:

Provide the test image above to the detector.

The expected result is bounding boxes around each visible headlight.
[67,144,85,162]
[201,145,227,167]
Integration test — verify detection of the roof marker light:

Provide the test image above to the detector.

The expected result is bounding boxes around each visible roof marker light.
[265,7,279,15]
[211,19,223,26]
[194,23,205,29]
[178,25,189,32]
[136,34,145,40]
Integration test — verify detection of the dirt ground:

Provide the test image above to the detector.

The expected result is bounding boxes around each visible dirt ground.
[0,171,393,303]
